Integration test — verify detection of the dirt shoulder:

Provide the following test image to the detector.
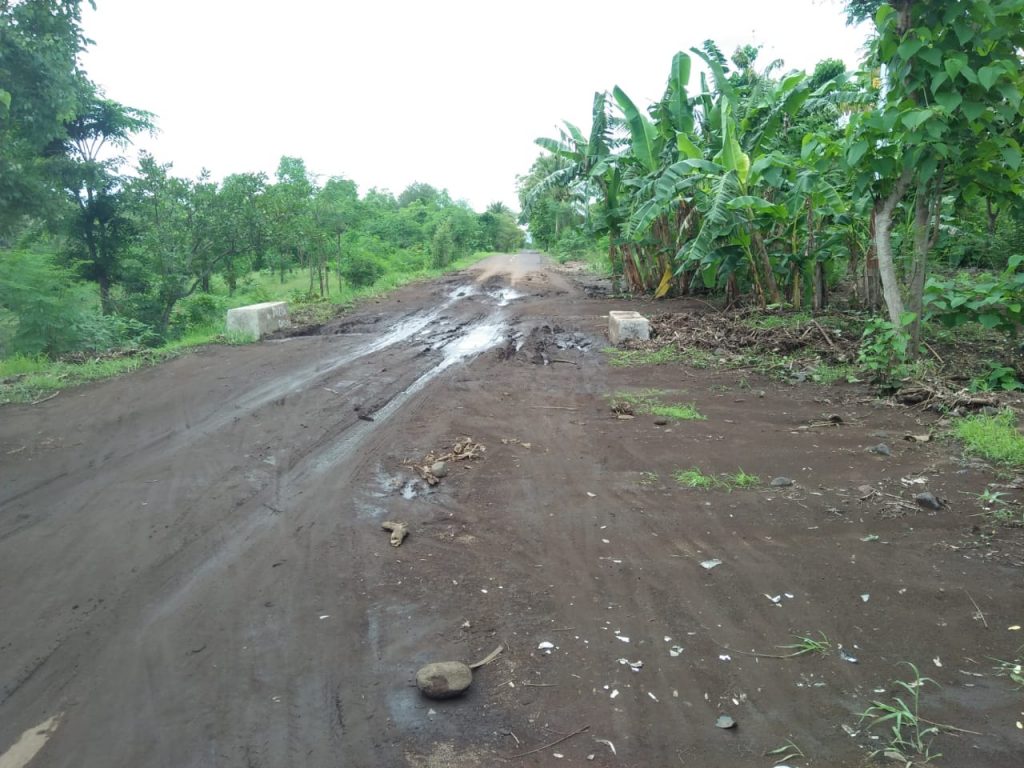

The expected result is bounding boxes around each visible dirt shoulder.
[0,252,1021,767]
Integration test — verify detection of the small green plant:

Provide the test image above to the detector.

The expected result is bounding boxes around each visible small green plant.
[811,363,858,385]
[970,361,1024,392]
[954,410,1024,467]
[992,652,1023,687]
[778,632,832,657]
[858,662,947,764]
[723,469,760,489]
[674,468,719,489]
[765,739,804,763]
[604,346,686,367]
[609,390,704,421]
[858,312,916,381]
[649,403,705,421]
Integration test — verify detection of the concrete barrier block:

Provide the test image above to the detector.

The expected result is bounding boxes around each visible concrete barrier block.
[226,301,290,339]
[608,310,650,345]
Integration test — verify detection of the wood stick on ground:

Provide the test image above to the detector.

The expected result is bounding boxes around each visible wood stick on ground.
[31,391,60,405]
[812,319,837,351]
[469,644,504,669]
[966,590,989,629]
[507,724,590,759]
[528,405,577,410]
[923,340,945,364]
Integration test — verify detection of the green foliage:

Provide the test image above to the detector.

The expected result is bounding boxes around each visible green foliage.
[924,255,1024,337]
[954,410,1024,467]
[859,662,944,763]
[604,346,688,366]
[970,361,1023,393]
[674,468,719,489]
[857,313,915,379]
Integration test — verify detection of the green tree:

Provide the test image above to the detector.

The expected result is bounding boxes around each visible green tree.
[0,0,89,235]
[55,92,153,312]
[845,0,1024,344]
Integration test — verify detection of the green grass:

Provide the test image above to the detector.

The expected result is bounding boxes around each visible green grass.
[604,346,687,367]
[723,469,760,488]
[674,466,762,491]
[610,389,705,421]
[0,252,496,405]
[811,363,858,385]
[740,312,812,330]
[0,354,50,377]
[649,403,705,421]
[954,410,1024,467]
[674,468,720,489]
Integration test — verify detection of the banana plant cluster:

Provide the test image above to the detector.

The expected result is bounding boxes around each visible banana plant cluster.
[527,45,851,308]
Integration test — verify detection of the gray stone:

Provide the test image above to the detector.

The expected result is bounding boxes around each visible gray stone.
[430,461,448,478]
[416,661,472,699]
[914,492,942,510]
[869,443,892,457]
[608,311,650,345]
[770,477,795,488]
[715,714,736,729]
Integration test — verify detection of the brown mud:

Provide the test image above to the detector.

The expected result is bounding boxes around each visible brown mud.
[1,252,1022,767]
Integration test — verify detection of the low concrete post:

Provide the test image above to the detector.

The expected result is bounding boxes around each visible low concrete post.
[608,310,650,345]
[225,301,290,339]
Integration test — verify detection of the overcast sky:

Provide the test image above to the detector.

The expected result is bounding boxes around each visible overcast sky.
[80,0,869,211]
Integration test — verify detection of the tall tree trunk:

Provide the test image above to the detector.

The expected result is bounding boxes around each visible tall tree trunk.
[873,168,913,326]
[98,272,113,315]
[863,212,882,310]
[908,179,938,351]
[986,198,999,236]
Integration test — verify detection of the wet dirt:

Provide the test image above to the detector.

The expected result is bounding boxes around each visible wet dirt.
[1,252,1022,767]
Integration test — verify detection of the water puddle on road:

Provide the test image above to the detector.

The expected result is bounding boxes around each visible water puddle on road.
[0,714,62,768]
[309,322,505,475]
[486,287,524,307]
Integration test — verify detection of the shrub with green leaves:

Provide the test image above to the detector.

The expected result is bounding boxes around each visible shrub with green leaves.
[924,255,1024,338]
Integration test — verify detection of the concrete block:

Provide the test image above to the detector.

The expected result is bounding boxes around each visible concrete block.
[226,301,289,339]
[608,310,650,345]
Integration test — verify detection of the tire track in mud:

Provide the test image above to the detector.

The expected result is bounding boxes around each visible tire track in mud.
[0,273,525,766]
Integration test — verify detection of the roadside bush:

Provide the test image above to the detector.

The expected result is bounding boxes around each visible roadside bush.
[924,255,1024,338]
[341,253,385,287]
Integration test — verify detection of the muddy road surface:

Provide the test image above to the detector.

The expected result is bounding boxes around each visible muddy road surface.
[1,252,1022,767]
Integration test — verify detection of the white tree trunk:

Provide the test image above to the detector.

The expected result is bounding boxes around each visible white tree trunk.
[873,168,913,327]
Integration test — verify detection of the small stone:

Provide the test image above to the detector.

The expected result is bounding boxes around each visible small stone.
[914,492,942,510]
[416,661,472,699]
[430,461,448,478]
[869,443,892,457]
[770,477,795,488]
[654,418,668,426]
[715,714,736,729]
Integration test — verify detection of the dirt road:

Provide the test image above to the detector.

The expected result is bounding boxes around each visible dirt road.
[1,253,1021,767]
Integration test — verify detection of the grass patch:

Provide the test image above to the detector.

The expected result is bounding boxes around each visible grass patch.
[740,312,812,331]
[610,389,705,421]
[674,468,720,489]
[674,466,762,491]
[649,403,705,421]
[723,469,760,488]
[954,410,1024,467]
[604,346,687,367]
[811,363,858,385]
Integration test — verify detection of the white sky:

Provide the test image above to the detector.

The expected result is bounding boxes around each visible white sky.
[80,0,869,211]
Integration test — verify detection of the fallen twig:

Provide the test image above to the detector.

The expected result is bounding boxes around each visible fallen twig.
[528,405,577,410]
[812,319,837,351]
[31,391,60,405]
[469,644,504,669]
[507,724,590,759]
[966,590,988,629]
